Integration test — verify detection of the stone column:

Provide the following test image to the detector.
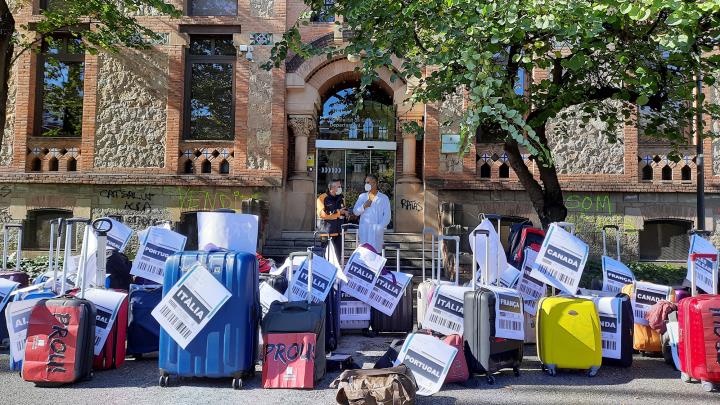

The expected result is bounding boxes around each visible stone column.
[395,124,423,232]
[288,115,315,180]
[284,115,316,230]
[398,125,421,184]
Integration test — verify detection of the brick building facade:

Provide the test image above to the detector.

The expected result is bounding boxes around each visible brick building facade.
[2,0,719,262]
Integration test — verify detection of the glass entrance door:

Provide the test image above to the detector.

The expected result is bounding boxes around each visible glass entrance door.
[316,148,395,229]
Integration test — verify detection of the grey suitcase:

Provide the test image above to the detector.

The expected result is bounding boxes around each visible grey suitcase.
[261,252,327,382]
[463,229,524,384]
[369,243,413,334]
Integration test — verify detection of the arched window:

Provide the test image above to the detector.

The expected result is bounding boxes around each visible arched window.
[67,157,77,171]
[480,163,491,178]
[499,163,510,178]
[642,165,653,181]
[201,159,212,174]
[662,165,672,181]
[318,80,395,141]
[639,219,692,261]
[184,160,194,174]
[23,209,73,250]
[681,165,691,181]
[48,157,58,171]
[219,159,230,174]
[30,157,41,172]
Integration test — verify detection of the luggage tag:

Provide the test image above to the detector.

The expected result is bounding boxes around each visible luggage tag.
[151,262,232,349]
[82,288,128,355]
[631,281,672,326]
[423,285,468,336]
[686,234,718,294]
[515,248,545,315]
[340,291,371,323]
[260,282,288,318]
[483,285,525,341]
[0,278,19,312]
[287,254,338,304]
[341,246,386,303]
[498,264,521,289]
[579,294,622,360]
[130,227,187,284]
[601,256,635,293]
[367,271,412,316]
[530,223,589,294]
[5,298,41,363]
[394,333,458,396]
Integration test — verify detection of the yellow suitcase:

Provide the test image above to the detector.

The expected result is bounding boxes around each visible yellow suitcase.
[536,296,602,376]
[621,283,676,354]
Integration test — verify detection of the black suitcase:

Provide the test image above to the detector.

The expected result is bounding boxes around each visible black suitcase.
[463,229,524,384]
[259,273,288,294]
[577,289,634,368]
[370,244,413,334]
[309,241,341,351]
[262,252,327,382]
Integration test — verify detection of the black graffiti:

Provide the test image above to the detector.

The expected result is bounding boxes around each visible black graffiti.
[100,189,155,212]
[124,201,153,211]
[0,185,11,198]
[400,199,422,211]
[265,342,316,366]
[47,312,71,373]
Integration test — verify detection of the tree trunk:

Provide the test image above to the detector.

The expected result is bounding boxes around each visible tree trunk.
[0,0,14,148]
[503,125,567,229]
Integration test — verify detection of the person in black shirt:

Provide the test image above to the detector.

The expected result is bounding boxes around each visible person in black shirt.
[316,179,348,261]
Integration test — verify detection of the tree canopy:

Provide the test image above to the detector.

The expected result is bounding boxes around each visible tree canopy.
[268,0,720,226]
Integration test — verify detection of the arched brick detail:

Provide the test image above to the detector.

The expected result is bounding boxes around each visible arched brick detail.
[306,58,405,99]
[639,205,696,223]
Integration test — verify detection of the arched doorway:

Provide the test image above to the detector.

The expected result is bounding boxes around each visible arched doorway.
[315,79,397,228]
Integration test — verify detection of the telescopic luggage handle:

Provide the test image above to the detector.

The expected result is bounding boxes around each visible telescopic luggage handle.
[421,227,437,282]
[48,218,65,292]
[689,253,719,296]
[2,223,23,272]
[92,218,114,288]
[601,225,621,261]
[438,235,460,285]
[61,218,90,294]
[470,229,490,290]
[289,251,314,304]
[382,243,401,274]
[555,222,575,235]
[341,224,359,267]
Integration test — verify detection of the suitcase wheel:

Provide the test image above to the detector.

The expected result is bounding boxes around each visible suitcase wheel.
[513,367,520,377]
[486,374,496,385]
[587,366,599,378]
[701,381,716,392]
[159,375,170,388]
[680,372,692,383]
[545,365,557,376]
[232,378,243,390]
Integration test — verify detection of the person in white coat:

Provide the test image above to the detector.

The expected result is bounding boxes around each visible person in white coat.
[353,174,391,252]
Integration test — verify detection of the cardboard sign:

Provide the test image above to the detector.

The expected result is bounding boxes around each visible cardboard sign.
[5,298,40,363]
[368,271,413,316]
[339,292,370,328]
[687,235,717,293]
[287,255,338,304]
[262,333,316,389]
[602,256,635,293]
[87,218,133,253]
[530,223,589,294]
[498,264,521,288]
[0,278,20,312]
[131,227,187,283]
[260,282,288,318]
[152,262,232,349]
[631,281,672,326]
[83,288,128,355]
[395,333,458,396]
[484,285,524,341]
[469,220,507,285]
[515,248,545,315]
[197,212,259,253]
[341,247,386,302]
[580,294,622,360]
[423,285,469,336]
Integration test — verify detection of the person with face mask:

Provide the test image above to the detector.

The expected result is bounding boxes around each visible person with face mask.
[316,179,348,260]
[353,174,391,251]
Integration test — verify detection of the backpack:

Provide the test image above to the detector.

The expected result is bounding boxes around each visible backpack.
[331,364,417,405]
[106,249,132,290]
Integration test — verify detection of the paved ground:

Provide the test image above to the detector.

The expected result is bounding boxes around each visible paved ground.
[1,334,718,404]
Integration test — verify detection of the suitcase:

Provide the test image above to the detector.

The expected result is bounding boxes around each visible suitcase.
[621,282,675,354]
[22,218,96,386]
[536,296,602,376]
[262,251,327,382]
[262,332,316,388]
[369,243,413,334]
[508,226,545,269]
[89,218,128,370]
[158,250,260,389]
[126,283,162,356]
[463,229,524,384]
[309,241,341,351]
[416,227,438,329]
[577,289,634,368]
[679,252,720,392]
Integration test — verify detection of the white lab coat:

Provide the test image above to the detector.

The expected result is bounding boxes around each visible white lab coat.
[353,191,391,252]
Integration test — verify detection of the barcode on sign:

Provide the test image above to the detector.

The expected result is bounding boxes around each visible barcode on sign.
[537,264,574,286]
[160,304,192,339]
[634,309,646,320]
[607,285,620,293]
[698,273,712,289]
[498,319,522,331]
[347,280,369,297]
[137,260,162,275]
[518,283,542,299]
[94,336,100,346]
[340,305,369,315]
[15,339,23,353]
[291,286,308,300]
[427,310,462,333]
[602,339,617,351]
[369,291,393,310]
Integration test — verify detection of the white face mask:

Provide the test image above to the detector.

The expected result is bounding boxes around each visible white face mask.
[364,183,372,192]
[335,187,342,195]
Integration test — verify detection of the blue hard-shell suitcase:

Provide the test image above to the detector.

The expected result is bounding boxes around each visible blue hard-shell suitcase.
[127,284,162,356]
[158,251,260,389]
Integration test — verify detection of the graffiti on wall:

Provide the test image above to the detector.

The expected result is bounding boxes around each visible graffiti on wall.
[400,198,423,212]
[0,185,11,198]
[99,189,155,211]
[565,194,613,215]
[176,187,261,211]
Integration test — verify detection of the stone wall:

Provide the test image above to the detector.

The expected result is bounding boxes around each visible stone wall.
[546,103,625,175]
[251,0,275,18]
[246,48,273,170]
[94,48,168,168]
[0,61,16,166]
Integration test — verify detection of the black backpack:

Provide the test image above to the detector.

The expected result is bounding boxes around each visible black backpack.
[106,249,132,290]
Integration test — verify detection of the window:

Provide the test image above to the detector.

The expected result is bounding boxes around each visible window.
[184,160,194,174]
[184,36,236,140]
[67,157,77,171]
[189,0,237,16]
[219,159,230,174]
[479,163,491,178]
[201,160,211,173]
[639,219,692,261]
[662,165,672,181]
[23,209,72,250]
[642,165,653,180]
[48,157,58,171]
[311,0,335,22]
[30,158,41,171]
[499,163,510,178]
[37,35,85,137]
[681,165,691,181]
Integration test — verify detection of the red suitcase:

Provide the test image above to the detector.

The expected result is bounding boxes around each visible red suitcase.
[679,252,720,392]
[23,218,96,386]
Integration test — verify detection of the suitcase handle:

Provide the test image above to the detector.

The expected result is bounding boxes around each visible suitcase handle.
[421,227,437,281]
[341,224,359,268]
[601,225,621,261]
[554,222,575,235]
[689,253,719,296]
[382,243,401,274]
[470,229,490,289]
[289,251,313,303]
[60,218,90,294]
[438,236,460,285]
[2,223,23,272]
[92,218,114,288]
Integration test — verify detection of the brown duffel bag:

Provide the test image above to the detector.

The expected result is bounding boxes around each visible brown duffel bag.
[330,364,417,405]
